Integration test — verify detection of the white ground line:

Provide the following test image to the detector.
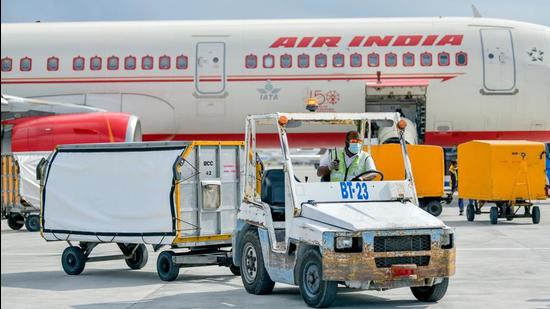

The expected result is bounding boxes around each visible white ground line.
[458,248,550,251]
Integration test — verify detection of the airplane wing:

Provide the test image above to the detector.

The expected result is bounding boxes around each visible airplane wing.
[1,94,106,121]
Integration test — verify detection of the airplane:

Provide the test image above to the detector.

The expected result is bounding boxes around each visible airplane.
[1,17,549,151]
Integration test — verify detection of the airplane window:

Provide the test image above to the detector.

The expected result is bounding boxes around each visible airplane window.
[73,56,85,71]
[263,54,275,68]
[280,54,292,68]
[421,52,432,66]
[107,56,119,70]
[385,53,397,67]
[333,53,344,67]
[298,54,309,68]
[159,55,171,70]
[176,55,188,70]
[142,56,154,70]
[438,52,450,66]
[368,53,379,67]
[1,57,13,72]
[245,54,257,69]
[315,53,327,67]
[47,57,59,71]
[350,53,362,67]
[403,53,414,67]
[20,57,32,71]
[125,56,136,70]
[90,56,102,71]
[456,52,468,66]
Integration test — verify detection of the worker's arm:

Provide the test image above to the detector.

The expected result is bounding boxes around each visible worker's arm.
[359,154,377,181]
[317,152,334,177]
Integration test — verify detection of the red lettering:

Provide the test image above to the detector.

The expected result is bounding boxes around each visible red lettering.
[422,35,439,46]
[436,35,463,46]
[363,36,393,47]
[312,36,341,48]
[348,36,365,47]
[393,35,423,46]
[297,37,314,48]
[270,37,297,48]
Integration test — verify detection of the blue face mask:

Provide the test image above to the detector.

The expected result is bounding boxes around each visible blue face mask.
[348,143,362,154]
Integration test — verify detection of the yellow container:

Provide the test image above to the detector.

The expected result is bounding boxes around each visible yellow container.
[458,140,546,201]
[368,144,445,198]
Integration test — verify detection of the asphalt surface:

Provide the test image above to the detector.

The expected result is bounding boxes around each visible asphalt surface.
[2,200,550,309]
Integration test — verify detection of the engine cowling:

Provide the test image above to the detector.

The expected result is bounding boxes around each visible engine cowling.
[2,112,141,152]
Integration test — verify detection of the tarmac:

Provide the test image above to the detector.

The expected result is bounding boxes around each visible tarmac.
[2,200,550,309]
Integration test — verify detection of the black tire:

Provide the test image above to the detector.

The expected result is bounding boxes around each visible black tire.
[125,244,148,270]
[298,249,337,308]
[25,214,41,232]
[240,230,275,295]
[61,246,87,275]
[229,264,241,276]
[157,251,179,281]
[532,206,540,224]
[7,213,24,230]
[466,203,475,222]
[490,206,498,225]
[505,206,514,221]
[426,200,443,217]
[411,277,449,302]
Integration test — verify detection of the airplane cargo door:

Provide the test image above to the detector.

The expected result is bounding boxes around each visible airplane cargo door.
[480,29,516,92]
[195,42,226,94]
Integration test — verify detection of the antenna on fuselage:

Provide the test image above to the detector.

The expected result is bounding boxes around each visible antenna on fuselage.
[471,5,482,18]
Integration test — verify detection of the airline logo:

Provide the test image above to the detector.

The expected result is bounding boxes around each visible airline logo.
[270,35,463,48]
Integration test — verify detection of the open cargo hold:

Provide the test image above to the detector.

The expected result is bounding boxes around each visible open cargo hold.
[2,153,42,231]
[40,141,244,277]
[458,140,546,224]
[368,144,446,216]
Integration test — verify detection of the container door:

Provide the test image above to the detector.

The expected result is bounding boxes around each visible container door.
[480,29,516,92]
[195,42,226,94]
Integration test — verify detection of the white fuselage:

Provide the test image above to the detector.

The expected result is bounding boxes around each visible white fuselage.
[1,17,549,146]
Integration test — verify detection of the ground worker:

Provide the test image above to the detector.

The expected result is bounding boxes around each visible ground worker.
[317,131,377,181]
[449,160,473,216]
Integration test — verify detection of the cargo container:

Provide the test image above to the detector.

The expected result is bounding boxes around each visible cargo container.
[458,140,546,224]
[369,144,446,216]
[39,141,244,278]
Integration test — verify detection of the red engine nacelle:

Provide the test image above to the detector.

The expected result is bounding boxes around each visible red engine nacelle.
[2,112,141,152]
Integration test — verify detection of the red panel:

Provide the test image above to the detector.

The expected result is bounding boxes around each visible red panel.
[425,131,550,146]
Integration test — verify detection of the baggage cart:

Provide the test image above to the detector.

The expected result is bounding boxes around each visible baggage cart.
[39,141,243,279]
[458,140,546,224]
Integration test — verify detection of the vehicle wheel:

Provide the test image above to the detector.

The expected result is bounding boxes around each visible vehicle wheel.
[7,213,24,230]
[240,230,275,295]
[125,244,148,270]
[157,251,179,281]
[490,207,498,225]
[229,264,241,276]
[505,206,514,221]
[62,246,87,275]
[426,200,443,217]
[25,214,41,232]
[532,206,540,224]
[411,277,449,302]
[298,249,337,308]
[466,203,475,222]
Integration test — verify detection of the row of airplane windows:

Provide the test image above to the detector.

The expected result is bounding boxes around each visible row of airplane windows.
[245,51,468,69]
[0,51,468,72]
[0,55,189,72]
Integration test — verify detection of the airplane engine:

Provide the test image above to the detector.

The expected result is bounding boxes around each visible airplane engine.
[1,112,141,152]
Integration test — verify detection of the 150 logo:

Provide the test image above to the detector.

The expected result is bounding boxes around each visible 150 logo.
[309,89,340,112]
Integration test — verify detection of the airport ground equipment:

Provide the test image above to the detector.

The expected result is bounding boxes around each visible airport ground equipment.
[1,153,41,231]
[369,144,446,216]
[458,140,546,224]
[233,113,455,308]
[39,141,244,278]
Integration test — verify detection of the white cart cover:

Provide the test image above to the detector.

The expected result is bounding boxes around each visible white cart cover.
[14,152,50,210]
[42,143,185,244]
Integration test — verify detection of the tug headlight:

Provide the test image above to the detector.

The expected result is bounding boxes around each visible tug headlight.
[336,236,353,249]
[441,232,454,249]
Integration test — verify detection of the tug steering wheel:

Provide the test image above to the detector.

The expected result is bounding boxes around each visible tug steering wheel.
[351,170,384,181]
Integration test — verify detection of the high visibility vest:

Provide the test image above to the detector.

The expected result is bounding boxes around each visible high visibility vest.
[330,149,371,182]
